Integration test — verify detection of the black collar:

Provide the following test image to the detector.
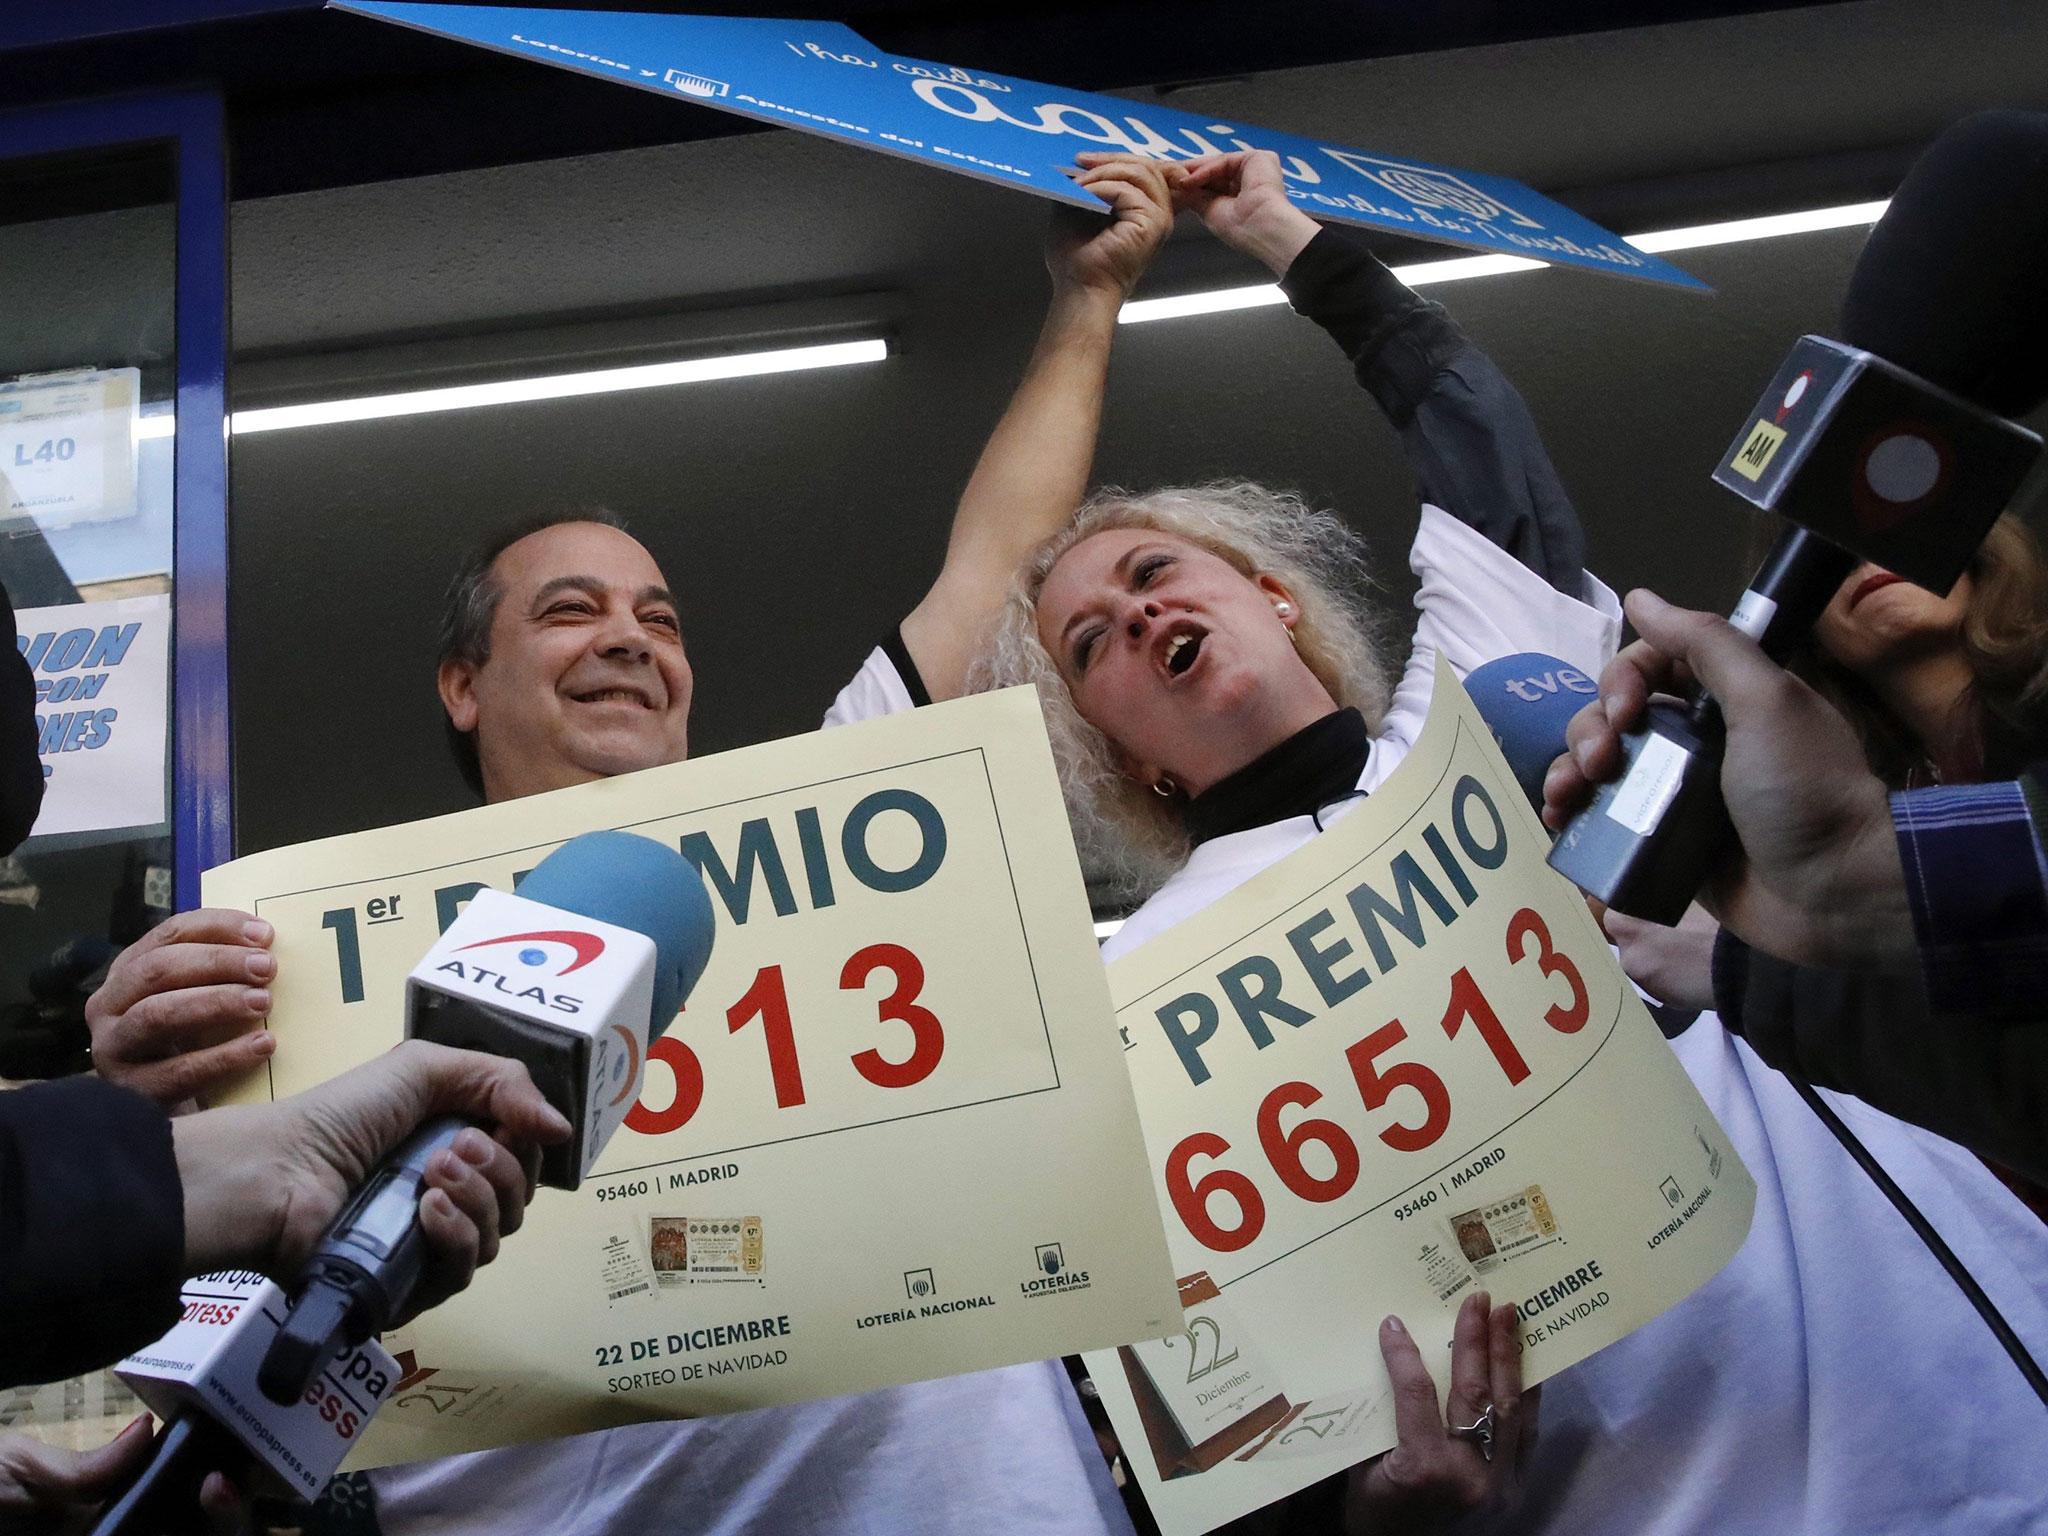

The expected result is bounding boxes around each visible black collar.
[1182,708,1372,846]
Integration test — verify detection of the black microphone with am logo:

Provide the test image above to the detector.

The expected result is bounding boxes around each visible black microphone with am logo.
[1549,110,2048,923]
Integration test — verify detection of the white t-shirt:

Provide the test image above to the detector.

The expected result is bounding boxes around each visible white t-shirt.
[1092,512,2048,1533]
[369,1371,1127,1535]
[371,660,1130,1535]
[1463,1023,2048,1536]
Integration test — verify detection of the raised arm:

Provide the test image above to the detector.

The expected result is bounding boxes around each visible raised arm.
[900,154,1177,701]
[1179,151,1588,596]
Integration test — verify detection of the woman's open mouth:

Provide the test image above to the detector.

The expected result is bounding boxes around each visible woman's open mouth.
[1160,627,1206,680]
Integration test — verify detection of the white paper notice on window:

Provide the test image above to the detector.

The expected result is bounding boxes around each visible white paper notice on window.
[18,593,169,838]
[0,368,142,529]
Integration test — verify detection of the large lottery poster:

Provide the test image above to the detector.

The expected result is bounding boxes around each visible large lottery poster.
[207,688,1179,1467]
[1083,660,1756,1534]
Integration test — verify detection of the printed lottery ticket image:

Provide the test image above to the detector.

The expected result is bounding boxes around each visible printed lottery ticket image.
[1448,1185,1561,1275]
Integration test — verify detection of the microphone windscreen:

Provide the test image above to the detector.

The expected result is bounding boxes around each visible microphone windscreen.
[1841,109,2048,416]
[1461,653,1596,811]
[518,830,715,1034]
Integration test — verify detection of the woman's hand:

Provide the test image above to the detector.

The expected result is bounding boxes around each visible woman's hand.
[1346,1291,1538,1533]
[1046,153,1179,303]
[1176,149,1322,275]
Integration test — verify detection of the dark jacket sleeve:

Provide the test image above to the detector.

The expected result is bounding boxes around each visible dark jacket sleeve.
[0,580,45,855]
[1,1077,186,1385]
[1280,226,1589,597]
[1712,929,2048,1185]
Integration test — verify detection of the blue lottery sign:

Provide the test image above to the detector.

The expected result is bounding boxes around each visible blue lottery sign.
[332,2,1706,292]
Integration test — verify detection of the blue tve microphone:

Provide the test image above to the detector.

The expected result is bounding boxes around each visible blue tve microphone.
[257,831,716,1407]
[1461,653,1595,811]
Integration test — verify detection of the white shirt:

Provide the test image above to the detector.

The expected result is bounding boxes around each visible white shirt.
[1096,511,2048,1534]
[1466,1024,2048,1536]
[369,1371,1127,1535]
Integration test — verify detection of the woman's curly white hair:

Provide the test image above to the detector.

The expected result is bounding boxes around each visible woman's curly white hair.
[972,481,1394,904]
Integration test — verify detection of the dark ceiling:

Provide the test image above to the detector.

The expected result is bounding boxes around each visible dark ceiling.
[4,0,1862,195]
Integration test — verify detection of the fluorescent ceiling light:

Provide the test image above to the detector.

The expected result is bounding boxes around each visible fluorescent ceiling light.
[1120,198,1889,325]
[1119,251,1550,324]
[1624,199,1889,254]
[133,414,177,440]
[1394,252,1551,285]
[208,338,887,436]
[1120,283,1289,324]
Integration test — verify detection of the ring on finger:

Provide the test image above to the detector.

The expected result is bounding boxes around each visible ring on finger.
[1449,1403,1495,1463]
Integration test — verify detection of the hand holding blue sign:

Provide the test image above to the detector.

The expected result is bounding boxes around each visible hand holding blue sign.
[1177,150,1323,277]
[1051,153,1181,302]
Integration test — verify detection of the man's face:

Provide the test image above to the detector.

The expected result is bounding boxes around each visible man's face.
[438,522,692,802]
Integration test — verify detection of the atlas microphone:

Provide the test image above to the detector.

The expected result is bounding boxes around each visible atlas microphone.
[1548,110,2048,924]
[256,829,716,1407]
[99,831,716,1536]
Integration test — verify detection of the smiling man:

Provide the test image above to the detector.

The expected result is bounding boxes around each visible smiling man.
[435,512,691,802]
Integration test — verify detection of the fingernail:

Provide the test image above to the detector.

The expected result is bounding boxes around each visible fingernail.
[250,1030,276,1055]
[247,951,276,980]
[456,1128,493,1164]
[542,1105,573,1139]
[1475,1290,1492,1313]
[245,988,272,1014]
[1382,1315,1406,1336]
[244,919,274,945]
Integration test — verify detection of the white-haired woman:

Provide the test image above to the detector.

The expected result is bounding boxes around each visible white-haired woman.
[863,151,2048,1536]
[965,159,2046,1536]
[832,150,1622,1530]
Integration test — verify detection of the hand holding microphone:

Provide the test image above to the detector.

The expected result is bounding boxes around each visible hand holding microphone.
[93,831,711,1534]
[172,1039,572,1308]
[1541,589,1913,971]
[259,829,715,1405]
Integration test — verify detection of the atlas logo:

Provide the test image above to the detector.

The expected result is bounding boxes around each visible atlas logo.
[453,929,606,975]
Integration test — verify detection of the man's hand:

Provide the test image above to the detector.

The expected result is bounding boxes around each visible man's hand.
[1176,149,1322,275]
[173,1040,573,1323]
[1543,589,1911,970]
[85,911,277,1109]
[1047,153,1179,303]
[1602,902,1720,1011]
[0,1419,240,1535]
[1346,1291,1537,1533]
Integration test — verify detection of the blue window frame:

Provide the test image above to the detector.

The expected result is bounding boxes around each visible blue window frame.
[0,90,231,907]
